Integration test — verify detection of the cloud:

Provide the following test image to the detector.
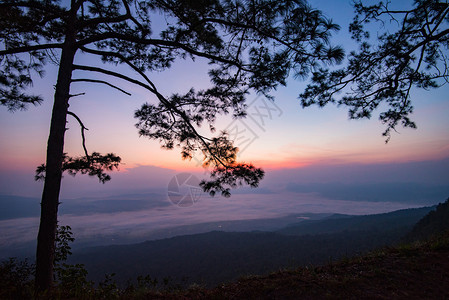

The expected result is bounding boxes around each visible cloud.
[257,157,449,204]
[0,192,421,254]
[0,167,43,197]
[285,182,449,204]
[262,157,449,186]
[1,157,448,257]
[0,164,179,198]
[2,155,448,200]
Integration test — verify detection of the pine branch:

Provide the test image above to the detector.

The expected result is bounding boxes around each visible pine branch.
[67,111,89,158]
[76,33,245,68]
[0,43,63,56]
[79,46,158,90]
[72,64,156,91]
[71,78,131,95]
[71,63,226,166]
[75,13,131,29]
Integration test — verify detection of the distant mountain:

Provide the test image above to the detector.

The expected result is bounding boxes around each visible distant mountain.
[406,198,449,242]
[286,182,449,204]
[0,212,331,260]
[70,206,433,287]
[0,193,168,220]
[4,215,448,299]
[277,206,434,236]
[120,213,331,242]
[0,195,40,220]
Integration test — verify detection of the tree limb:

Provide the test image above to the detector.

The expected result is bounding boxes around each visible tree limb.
[76,13,131,29]
[67,111,89,158]
[121,0,147,35]
[72,62,228,168]
[71,78,131,95]
[72,64,157,93]
[76,33,245,68]
[79,46,158,90]
[0,43,63,56]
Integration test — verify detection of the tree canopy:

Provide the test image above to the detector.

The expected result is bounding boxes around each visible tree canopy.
[0,0,344,195]
[300,0,449,141]
[0,0,344,291]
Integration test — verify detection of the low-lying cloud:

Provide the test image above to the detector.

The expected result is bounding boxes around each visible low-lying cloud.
[1,157,448,258]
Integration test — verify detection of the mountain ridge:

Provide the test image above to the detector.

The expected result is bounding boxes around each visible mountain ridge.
[70,205,434,287]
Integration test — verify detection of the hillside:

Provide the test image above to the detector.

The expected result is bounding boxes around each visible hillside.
[2,204,447,299]
[277,206,434,236]
[407,198,449,242]
[142,232,449,299]
[70,206,433,287]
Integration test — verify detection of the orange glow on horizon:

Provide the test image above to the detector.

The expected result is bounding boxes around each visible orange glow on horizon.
[248,159,310,170]
[118,146,449,174]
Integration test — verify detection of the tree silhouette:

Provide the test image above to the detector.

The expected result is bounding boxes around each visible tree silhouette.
[0,0,344,292]
[300,0,449,141]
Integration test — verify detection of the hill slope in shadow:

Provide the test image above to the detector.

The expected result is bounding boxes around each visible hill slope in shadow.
[181,232,449,299]
[71,206,434,287]
[406,198,449,242]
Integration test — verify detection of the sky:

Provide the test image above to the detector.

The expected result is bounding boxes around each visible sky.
[0,0,449,252]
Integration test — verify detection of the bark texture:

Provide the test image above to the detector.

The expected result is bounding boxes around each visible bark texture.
[34,6,77,292]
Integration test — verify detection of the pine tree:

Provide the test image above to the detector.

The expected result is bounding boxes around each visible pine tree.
[0,0,344,292]
[300,0,449,141]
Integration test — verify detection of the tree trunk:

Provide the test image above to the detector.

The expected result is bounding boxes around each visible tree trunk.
[34,5,77,293]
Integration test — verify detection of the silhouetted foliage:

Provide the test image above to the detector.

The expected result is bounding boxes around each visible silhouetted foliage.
[35,152,121,183]
[407,197,449,241]
[300,0,449,141]
[0,258,34,299]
